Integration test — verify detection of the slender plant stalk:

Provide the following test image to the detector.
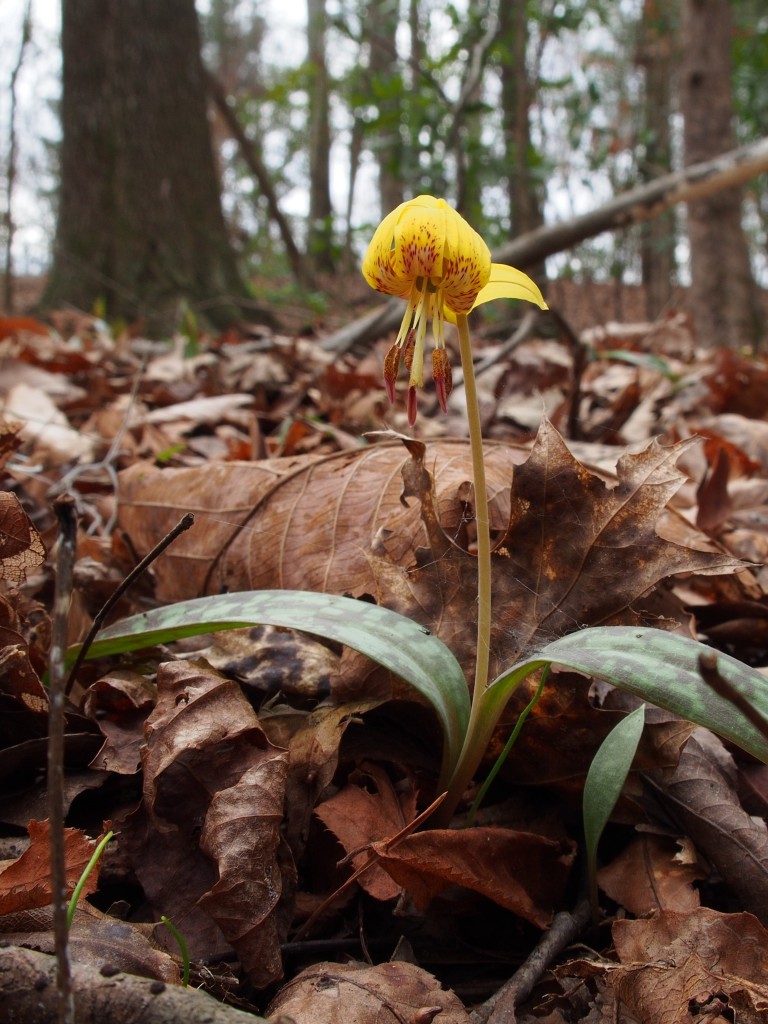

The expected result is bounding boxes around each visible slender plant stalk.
[456,312,492,699]
[431,313,494,826]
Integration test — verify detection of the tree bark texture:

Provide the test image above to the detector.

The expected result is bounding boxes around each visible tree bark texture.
[306,0,335,269]
[681,0,763,347]
[498,2,544,245]
[368,0,405,217]
[636,0,677,318]
[43,0,249,328]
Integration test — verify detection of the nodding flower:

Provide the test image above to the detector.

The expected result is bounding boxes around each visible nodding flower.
[362,195,548,424]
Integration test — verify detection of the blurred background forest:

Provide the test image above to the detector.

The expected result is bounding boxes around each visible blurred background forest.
[0,0,766,345]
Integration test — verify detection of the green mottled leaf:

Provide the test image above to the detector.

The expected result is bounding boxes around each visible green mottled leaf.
[69,591,470,776]
[511,626,768,763]
[583,704,645,911]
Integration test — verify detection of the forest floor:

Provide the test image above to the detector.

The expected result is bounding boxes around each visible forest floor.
[1,281,768,1023]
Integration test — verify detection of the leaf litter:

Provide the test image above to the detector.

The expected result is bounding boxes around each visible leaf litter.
[1,304,768,1020]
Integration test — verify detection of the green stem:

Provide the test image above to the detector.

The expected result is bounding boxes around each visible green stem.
[432,313,493,826]
[456,313,492,699]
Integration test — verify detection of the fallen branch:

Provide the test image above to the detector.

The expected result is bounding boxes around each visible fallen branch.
[322,136,768,353]
[0,946,268,1024]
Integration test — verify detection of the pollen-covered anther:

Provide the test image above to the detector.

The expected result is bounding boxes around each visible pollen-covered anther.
[383,343,401,405]
[432,348,453,414]
[402,328,416,373]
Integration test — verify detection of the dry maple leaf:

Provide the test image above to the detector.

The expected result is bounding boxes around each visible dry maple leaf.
[118,419,740,685]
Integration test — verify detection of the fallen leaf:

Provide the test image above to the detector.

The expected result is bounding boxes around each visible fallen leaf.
[120,659,292,988]
[373,826,575,928]
[0,820,102,916]
[597,834,705,915]
[117,420,741,686]
[644,730,768,924]
[314,762,417,901]
[267,959,471,1024]
[611,908,768,1022]
[0,492,46,587]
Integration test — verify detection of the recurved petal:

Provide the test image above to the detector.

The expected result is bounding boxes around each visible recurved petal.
[361,205,414,298]
[471,264,548,311]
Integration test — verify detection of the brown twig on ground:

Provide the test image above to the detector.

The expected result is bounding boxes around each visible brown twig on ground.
[50,494,79,1024]
[470,898,592,1024]
[64,512,195,695]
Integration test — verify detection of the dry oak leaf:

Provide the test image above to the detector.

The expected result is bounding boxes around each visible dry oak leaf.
[0,819,101,917]
[0,490,45,586]
[120,659,291,988]
[611,908,768,1023]
[267,959,470,1024]
[117,420,740,685]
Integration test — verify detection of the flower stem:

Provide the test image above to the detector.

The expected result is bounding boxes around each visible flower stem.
[456,313,492,701]
[431,313,494,826]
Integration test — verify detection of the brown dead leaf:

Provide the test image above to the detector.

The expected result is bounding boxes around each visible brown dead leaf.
[120,659,291,988]
[118,420,740,686]
[597,834,705,916]
[645,730,768,924]
[0,491,46,587]
[373,826,575,928]
[83,671,157,774]
[314,762,417,902]
[0,820,102,916]
[267,959,470,1024]
[611,908,768,1022]
[263,701,383,860]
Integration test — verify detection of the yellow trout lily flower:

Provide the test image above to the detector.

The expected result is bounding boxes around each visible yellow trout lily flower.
[363,195,548,423]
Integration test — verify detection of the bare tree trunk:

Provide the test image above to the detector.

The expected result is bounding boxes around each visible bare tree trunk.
[498,0,545,282]
[43,0,250,328]
[306,0,335,270]
[681,0,763,347]
[368,0,404,216]
[635,0,677,319]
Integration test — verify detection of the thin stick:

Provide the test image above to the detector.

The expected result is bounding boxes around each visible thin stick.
[472,898,593,1024]
[50,495,78,1024]
[65,512,195,694]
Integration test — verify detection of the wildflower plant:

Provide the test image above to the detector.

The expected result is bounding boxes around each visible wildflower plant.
[71,196,768,881]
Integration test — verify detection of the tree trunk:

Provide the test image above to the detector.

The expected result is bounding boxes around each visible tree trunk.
[306,0,335,270]
[498,1,545,281]
[636,0,677,319]
[43,0,251,329]
[368,0,405,216]
[681,0,763,347]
